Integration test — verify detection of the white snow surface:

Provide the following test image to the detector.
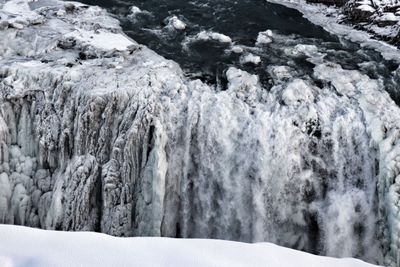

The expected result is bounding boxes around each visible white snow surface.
[0,225,379,267]
[64,29,135,51]
[357,4,376,13]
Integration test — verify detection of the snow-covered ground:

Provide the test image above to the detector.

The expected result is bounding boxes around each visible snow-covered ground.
[0,225,380,267]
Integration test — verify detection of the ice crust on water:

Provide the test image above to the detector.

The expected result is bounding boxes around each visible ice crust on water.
[0,0,400,266]
[192,30,232,43]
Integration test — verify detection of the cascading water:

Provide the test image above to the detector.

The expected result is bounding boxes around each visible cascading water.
[1,0,400,266]
[154,65,383,263]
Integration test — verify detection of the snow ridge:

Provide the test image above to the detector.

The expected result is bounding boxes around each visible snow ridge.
[0,225,379,267]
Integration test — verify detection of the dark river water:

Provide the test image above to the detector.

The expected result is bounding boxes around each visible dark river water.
[78,0,400,103]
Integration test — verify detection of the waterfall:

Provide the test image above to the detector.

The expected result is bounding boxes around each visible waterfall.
[1,0,400,266]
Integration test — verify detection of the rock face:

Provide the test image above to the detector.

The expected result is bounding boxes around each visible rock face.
[1,0,400,266]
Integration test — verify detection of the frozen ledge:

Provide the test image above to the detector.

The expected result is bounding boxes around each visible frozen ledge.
[0,0,183,98]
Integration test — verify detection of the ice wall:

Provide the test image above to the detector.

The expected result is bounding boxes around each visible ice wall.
[0,0,400,266]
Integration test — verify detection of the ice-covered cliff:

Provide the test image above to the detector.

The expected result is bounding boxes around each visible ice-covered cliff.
[0,0,400,266]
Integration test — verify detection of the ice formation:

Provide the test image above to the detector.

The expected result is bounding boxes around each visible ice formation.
[166,16,186,31]
[231,46,244,54]
[0,0,400,266]
[127,6,150,20]
[256,30,273,45]
[240,53,261,65]
[192,30,232,43]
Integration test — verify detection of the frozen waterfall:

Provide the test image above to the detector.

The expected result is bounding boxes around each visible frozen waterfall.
[0,0,400,266]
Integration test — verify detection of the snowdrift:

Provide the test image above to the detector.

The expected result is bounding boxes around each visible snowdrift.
[0,225,380,267]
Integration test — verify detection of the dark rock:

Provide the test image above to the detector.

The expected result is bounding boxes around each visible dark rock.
[344,1,375,23]
[64,3,76,13]
[383,5,400,13]
[79,49,97,60]
[0,20,9,30]
[375,14,399,27]
[57,37,76,49]
[306,0,348,7]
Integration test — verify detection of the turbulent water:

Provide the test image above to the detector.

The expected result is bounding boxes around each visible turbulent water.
[1,0,400,266]
[81,0,400,101]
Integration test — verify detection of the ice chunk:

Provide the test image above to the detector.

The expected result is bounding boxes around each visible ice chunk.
[128,6,151,19]
[168,16,186,30]
[195,30,232,43]
[240,53,261,65]
[130,6,142,15]
[231,46,244,53]
[256,30,273,45]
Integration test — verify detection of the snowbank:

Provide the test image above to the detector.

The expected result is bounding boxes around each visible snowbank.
[0,225,379,267]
